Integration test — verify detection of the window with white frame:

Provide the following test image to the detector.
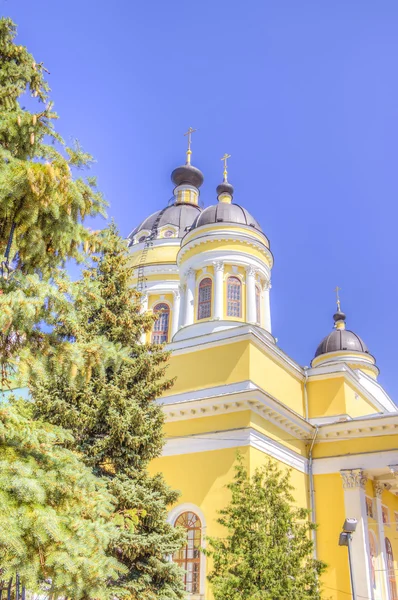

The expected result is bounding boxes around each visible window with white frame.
[198,278,212,320]
[227,276,241,318]
[255,285,261,324]
[152,303,170,343]
[173,511,202,594]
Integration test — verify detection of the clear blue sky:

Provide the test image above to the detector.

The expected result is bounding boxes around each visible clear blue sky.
[4,0,398,401]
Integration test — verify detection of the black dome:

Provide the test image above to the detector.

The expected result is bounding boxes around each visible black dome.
[129,203,202,241]
[191,203,263,232]
[314,329,369,358]
[171,164,204,188]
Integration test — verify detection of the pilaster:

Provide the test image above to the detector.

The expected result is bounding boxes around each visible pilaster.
[246,265,257,324]
[373,480,391,599]
[340,469,373,600]
[213,261,224,320]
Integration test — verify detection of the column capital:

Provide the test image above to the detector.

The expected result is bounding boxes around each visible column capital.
[374,480,391,498]
[185,267,196,280]
[213,261,224,272]
[245,264,256,277]
[389,464,398,477]
[340,468,367,490]
[173,288,181,300]
[262,280,272,292]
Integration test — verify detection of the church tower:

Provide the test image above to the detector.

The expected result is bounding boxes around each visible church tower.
[128,135,398,600]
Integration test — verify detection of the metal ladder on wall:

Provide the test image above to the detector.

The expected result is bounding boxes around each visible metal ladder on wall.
[136,204,171,292]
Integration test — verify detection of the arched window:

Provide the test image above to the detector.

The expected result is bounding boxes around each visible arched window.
[152,303,170,344]
[198,278,212,320]
[173,512,202,594]
[386,538,398,600]
[255,285,261,325]
[227,276,242,318]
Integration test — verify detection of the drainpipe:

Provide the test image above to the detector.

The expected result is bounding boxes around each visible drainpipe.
[303,366,309,421]
[308,425,319,559]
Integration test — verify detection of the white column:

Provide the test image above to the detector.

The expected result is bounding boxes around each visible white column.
[374,480,392,599]
[183,268,195,326]
[263,281,272,333]
[140,293,148,344]
[340,469,373,600]
[178,284,185,329]
[246,265,257,323]
[171,289,181,339]
[213,261,224,320]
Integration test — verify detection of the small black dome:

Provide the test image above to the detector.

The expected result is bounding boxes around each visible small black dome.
[128,203,202,241]
[216,181,234,198]
[314,329,369,358]
[191,203,263,232]
[171,164,204,188]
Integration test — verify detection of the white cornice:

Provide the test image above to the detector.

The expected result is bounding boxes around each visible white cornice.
[313,448,398,475]
[129,238,181,252]
[132,264,179,276]
[159,380,313,440]
[162,426,308,473]
[318,413,398,442]
[168,323,305,382]
[177,230,273,269]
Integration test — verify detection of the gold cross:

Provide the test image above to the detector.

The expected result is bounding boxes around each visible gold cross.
[184,127,197,164]
[221,153,231,181]
[334,286,341,312]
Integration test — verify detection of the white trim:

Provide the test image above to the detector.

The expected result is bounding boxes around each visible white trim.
[309,414,352,425]
[162,427,308,473]
[313,449,398,475]
[179,248,271,282]
[159,380,313,439]
[167,503,206,599]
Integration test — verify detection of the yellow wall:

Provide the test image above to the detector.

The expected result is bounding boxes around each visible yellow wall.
[313,432,398,458]
[164,340,251,396]
[307,377,378,419]
[130,244,179,267]
[315,473,350,599]
[150,445,308,599]
[248,343,305,416]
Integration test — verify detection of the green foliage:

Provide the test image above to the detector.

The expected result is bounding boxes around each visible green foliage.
[205,457,326,600]
[0,17,106,277]
[32,224,186,600]
[0,17,116,388]
[0,399,125,598]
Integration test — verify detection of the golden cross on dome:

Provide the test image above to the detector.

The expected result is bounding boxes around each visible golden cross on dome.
[221,153,231,181]
[184,127,197,164]
[334,286,341,312]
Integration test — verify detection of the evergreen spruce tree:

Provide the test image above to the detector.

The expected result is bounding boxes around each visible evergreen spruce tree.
[205,457,326,600]
[0,400,124,598]
[32,224,186,600]
[0,18,126,387]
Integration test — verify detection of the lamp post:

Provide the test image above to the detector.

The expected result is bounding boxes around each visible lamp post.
[338,518,358,600]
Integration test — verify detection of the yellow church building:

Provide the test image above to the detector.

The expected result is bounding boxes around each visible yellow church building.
[128,139,398,600]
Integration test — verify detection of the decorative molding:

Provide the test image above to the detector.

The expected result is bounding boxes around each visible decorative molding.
[177,230,273,270]
[340,468,367,490]
[159,379,313,440]
[162,427,308,473]
[374,481,391,498]
[389,464,398,476]
[173,289,180,300]
[185,267,195,279]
